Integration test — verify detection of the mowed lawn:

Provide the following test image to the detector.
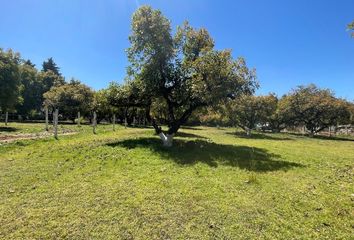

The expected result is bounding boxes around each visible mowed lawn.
[0,123,353,239]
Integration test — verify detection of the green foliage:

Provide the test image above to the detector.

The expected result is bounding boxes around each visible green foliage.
[280,84,350,135]
[17,62,43,115]
[42,57,61,76]
[43,80,94,121]
[0,49,23,112]
[38,70,65,93]
[348,21,354,37]
[226,94,277,135]
[127,6,258,136]
[92,89,116,123]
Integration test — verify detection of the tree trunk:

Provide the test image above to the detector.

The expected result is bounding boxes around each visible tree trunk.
[5,111,8,126]
[77,112,81,127]
[93,111,97,134]
[45,106,49,131]
[159,132,174,147]
[113,114,116,131]
[308,131,314,137]
[246,128,251,136]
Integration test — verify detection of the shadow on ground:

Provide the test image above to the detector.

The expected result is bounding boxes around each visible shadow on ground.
[286,132,354,142]
[0,127,17,133]
[106,137,303,172]
[226,131,293,141]
[175,131,206,139]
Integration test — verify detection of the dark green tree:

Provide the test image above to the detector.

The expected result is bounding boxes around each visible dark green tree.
[17,61,43,117]
[0,49,23,124]
[42,57,61,76]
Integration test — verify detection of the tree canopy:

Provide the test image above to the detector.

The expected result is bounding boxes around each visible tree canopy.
[43,80,94,122]
[0,49,23,112]
[279,84,350,136]
[42,57,61,76]
[126,6,257,145]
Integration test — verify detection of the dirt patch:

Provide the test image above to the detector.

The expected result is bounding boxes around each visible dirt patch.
[0,131,78,144]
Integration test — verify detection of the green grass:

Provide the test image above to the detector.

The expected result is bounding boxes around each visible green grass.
[0,123,353,239]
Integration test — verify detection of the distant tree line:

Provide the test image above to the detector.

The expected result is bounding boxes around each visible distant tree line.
[1,8,353,145]
[197,85,353,136]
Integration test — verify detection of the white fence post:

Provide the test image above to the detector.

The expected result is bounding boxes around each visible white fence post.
[54,109,58,139]
[93,111,97,134]
[45,106,49,131]
[113,114,116,131]
[5,111,8,126]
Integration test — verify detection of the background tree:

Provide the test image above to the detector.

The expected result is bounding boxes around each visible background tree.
[226,95,274,136]
[42,57,61,76]
[38,70,65,94]
[126,6,257,146]
[0,49,23,125]
[280,84,350,137]
[107,81,151,125]
[92,89,116,123]
[17,61,43,117]
[43,80,94,122]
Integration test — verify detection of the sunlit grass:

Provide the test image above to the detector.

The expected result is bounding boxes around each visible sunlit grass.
[0,124,353,239]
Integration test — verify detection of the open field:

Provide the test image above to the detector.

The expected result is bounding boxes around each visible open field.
[0,123,353,239]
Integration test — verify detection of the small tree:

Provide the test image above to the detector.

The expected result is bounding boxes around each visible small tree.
[126,6,257,146]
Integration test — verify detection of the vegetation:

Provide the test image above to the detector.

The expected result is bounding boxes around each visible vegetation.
[279,85,350,136]
[226,94,277,135]
[125,6,257,146]
[0,123,353,239]
[348,21,354,37]
[43,80,94,122]
[0,49,22,124]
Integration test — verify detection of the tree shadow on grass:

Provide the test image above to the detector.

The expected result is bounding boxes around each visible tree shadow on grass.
[0,127,17,133]
[286,132,354,142]
[106,137,303,172]
[175,131,207,139]
[226,131,293,141]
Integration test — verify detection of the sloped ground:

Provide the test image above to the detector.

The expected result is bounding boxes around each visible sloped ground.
[0,124,353,239]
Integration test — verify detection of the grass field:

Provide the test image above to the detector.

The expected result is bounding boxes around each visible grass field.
[0,123,353,239]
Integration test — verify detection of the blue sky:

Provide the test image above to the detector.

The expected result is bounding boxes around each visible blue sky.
[1,0,353,100]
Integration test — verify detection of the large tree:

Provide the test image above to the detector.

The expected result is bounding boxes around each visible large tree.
[281,84,350,137]
[0,49,23,124]
[126,6,257,146]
